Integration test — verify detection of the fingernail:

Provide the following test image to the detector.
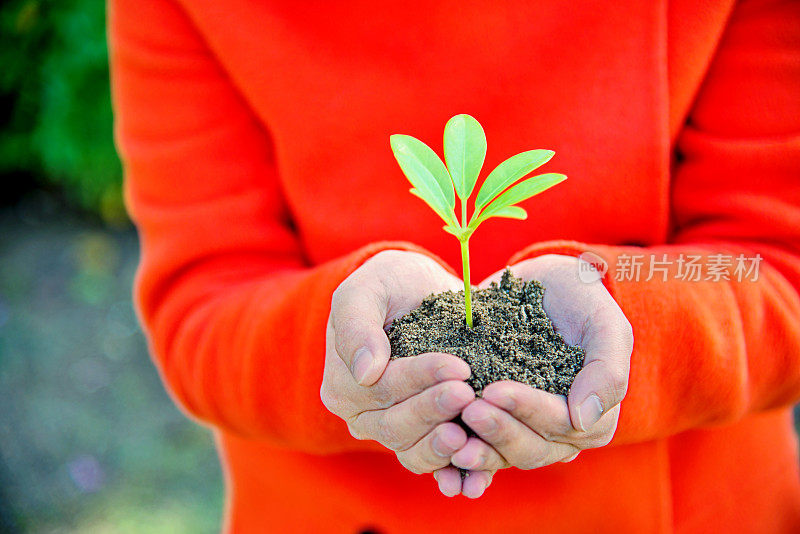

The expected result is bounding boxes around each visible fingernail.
[475,415,497,433]
[464,474,489,499]
[435,472,459,498]
[351,347,373,385]
[432,429,460,457]
[432,436,449,457]
[436,387,468,412]
[577,394,604,431]
[488,388,516,411]
[451,450,479,470]
[435,362,470,381]
[562,452,580,463]
[466,410,497,433]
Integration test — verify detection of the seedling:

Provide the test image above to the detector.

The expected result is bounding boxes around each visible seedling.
[390,114,566,328]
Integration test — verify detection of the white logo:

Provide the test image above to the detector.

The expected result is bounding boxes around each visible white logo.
[577,251,608,284]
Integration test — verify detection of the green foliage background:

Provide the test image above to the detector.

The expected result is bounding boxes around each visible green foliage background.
[1,0,125,224]
[0,2,224,531]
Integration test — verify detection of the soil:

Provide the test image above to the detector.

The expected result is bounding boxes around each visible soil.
[388,269,585,396]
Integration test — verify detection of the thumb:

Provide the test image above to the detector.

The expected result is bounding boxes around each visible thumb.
[567,305,633,432]
[330,282,391,386]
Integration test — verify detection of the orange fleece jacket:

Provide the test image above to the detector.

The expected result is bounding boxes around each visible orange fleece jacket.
[109,0,800,532]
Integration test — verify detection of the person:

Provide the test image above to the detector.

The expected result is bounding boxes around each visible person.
[109,0,800,532]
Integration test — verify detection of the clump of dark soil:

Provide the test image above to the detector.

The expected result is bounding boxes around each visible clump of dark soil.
[388,269,584,396]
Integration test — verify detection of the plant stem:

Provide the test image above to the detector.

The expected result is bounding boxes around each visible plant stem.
[460,238,473,328]
[459,198,473,328]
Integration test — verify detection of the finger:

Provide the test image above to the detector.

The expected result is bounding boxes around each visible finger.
[450,437,508,472]
[482,381,572,437]
[367,352,471,410]
[396,422,467,474]
[569,362,626,434]
[568,304,633,432]
[433,467,462,497]
[351,381,475,451]
[331,282,390,386]
[481,381,618,448]
[322,327,471,418]
[459,400,579,470]
[461,470,494,499]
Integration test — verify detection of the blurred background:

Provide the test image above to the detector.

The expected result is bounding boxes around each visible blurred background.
[1,0,223,532]
[1,1,799,533]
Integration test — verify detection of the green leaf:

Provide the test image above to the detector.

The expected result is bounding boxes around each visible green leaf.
[443,114,486,200]
[474,149,555,211]
[409,188,457,226]
[471,173,566,228]
[470,205,528,228]
[492,205,528,220]
[390,134,456,225]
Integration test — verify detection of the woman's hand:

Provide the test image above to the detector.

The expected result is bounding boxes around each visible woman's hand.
[321,250,476,496]
[449,254,634,494]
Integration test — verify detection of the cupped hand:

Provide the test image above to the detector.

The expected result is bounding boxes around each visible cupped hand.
[448,254,634,492]
[321,250,481,497]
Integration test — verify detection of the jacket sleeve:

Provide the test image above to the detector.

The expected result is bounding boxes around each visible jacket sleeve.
[108,0,446,453]
[509,0,800,445]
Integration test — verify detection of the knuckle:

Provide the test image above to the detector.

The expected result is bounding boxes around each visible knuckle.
[620,315,634,351]
[595,431,614,448]
[580,414,618,449]
[550,415,577,440]
[411,395,441,427]
[334,317,359,346]
[480,421,502,441]
[395,452,426,475]
[583,432,613,449]
[401,355,443,391]
[377,419,411,451]
[346,423,365,441]
[591,360,628,410]
[537,427,557,442]
[606,363,629,403]
[518,447,548,470]
[330,282,351,311]
[319,383,335,413]
[319,379,347,417]
[423,352,451,372]
[510,404,538,429]
[369,384,395,409]
[476,413,505,441]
